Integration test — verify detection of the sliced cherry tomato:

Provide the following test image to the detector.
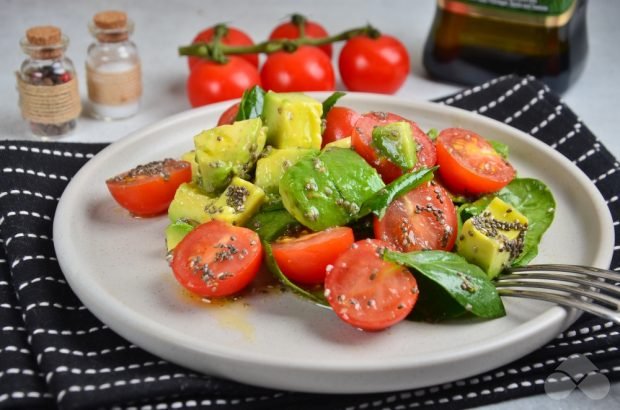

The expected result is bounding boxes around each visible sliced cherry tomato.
[188,26,258,70]
[260,46,335,92]
[339,35,410,94]
[187,57,261,107]
[374,181,458,252]
[271,227,355,285]
[324,239,419,331]
[106,159,191,217]
[217,102,240,125]
[351,112,437,183]
[436,128,516,195]
[171,220,263,298]
[322,106,360,147]
[269,18,332,58]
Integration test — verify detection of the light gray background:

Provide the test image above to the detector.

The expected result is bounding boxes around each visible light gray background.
[1,0,618,408]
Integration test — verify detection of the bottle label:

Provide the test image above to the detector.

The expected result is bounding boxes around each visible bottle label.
[16,75,82,124]
[439,0,577,26]
[86,63,142,106]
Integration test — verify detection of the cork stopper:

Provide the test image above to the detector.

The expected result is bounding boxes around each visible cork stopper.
[23,25,65,59]
[26,26,62,46]
[93,10,127,29]
[91,10,131,42]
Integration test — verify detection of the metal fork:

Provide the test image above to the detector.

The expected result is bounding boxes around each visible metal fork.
[495,264,620,324]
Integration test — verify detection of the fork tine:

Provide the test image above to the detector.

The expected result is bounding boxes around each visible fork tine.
[509,264,620,283]
[497,288,620,325]
[495,278,620,309]
[497,272,620,299]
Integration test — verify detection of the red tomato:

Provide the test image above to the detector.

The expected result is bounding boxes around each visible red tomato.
[188,26,258,70]
[261,46,335,92]
[269,18,332,58]
[322,106,360,147]
[324,239,419,331]
[187,57,261,107]
[374,181,458,252]
[171,220,263,298]
[436,128,516,195]
[351,112,437,183]
[217,102,240,125]
[339,35,410,94]
[271,227,355,285]
[106,159,192,217]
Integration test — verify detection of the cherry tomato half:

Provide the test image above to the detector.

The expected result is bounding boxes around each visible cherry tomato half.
[171,220,263,298]
[261,46,335,92]
[106,159,192,217]
[272,227,355,285]
[352,112,437,183]
[188,26,258,70]
[339,35,410,94]
[436,128,516,195]
[187,57,261,107]
[324,239,419,331]
[374,181,458,252]
[217,102,240,125]
[269,18,332,58]
[322,106,360,147]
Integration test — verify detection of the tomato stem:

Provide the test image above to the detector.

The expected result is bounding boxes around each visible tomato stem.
[291,13,307,39]
[178,24,381,63]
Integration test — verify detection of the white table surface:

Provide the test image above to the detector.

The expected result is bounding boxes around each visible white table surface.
[1,0,618,408]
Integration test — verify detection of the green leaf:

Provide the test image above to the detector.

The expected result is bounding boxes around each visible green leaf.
[235,85,266,121]
[263,241,329,306]
[321,91,346,119]
[489,140,509,159]
[384,250,506,320]
[244,206,301,242]
[426,128,439,141]
[359,167,436,219]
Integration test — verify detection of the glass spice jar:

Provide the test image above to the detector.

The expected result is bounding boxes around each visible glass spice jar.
[17,26,81,137]
[86,10,142,120]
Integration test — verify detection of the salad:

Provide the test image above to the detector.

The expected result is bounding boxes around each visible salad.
[105,87,555,331]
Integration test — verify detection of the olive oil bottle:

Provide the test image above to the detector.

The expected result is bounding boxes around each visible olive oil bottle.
[423,0,588,93]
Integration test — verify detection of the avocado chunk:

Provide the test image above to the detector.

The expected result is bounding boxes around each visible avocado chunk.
[194,118,266,194]
[168,182,215,224]
[165,220,195,251]
[255,147,318,202]
[323,137,351,150]
[207,177,266,226]
[371,121,417,170]
[262,91,323,149]
[279,147,384,231]
[457,197,529,279]
[180,150,199,182]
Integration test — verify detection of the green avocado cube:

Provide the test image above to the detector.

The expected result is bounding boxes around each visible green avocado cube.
[180,150,199,183]
[255,148,318,202]
[371,121,417,170]
[323,137,352,150]
[194,118,266,194]
[457,197,529,279]
[207,177,266,226]
[168,182,216,224]
[165,220,195,251]
[262,91,322,149]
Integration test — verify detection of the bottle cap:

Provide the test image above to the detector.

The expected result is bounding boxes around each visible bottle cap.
[26,26,62,46]
[92,10,132,42]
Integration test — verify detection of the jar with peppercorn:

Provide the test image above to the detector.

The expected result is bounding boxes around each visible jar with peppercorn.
[17,26,81,137]
[86,10,142,120]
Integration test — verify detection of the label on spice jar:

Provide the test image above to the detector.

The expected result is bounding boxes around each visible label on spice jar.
[86,63,142,106]
[16,75,82,124]
[439,0,577,26]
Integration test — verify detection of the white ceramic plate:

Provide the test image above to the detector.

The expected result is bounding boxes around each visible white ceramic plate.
[54,93,614,394]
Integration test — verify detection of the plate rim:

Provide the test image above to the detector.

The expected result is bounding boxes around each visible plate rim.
[53,92,615,391]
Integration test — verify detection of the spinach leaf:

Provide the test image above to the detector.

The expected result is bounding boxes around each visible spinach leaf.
[489,140,509,159]
[359,167,436,219]
[384,250,506,320]
[245,207,328,306]
[455,178,555,266]
[321,91,346,119]
[235,85,266,121]
[426,128,439,141]
[496,178,555,265]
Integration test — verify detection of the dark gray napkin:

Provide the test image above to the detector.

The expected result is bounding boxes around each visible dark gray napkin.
[1,75,618,409]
